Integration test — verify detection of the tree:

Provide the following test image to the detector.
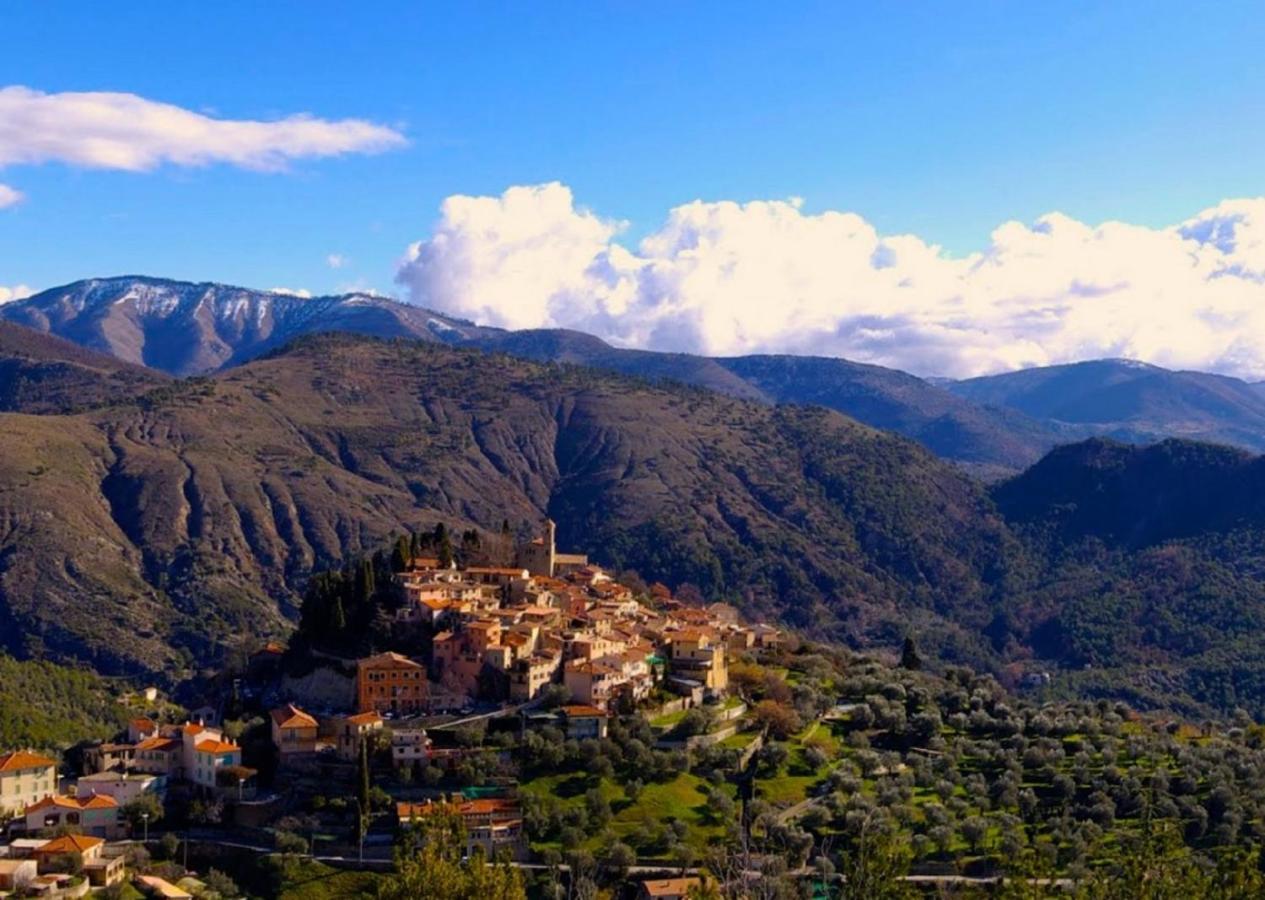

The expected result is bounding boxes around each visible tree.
[838,815,917,900]
[158,832,180,860]
[602,841,636,882]
[122,793,163,833]
[961,816,988,854]
[900,636,922,671]
[752,699,801,740]
[357,734,372,846]
[380,803,525,900]
[391,535,411,573]
[275,830,309,854]
[202,868,239,900]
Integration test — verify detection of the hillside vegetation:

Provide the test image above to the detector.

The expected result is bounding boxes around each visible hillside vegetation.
[0,333,1019,680]
[6,329,1265,717]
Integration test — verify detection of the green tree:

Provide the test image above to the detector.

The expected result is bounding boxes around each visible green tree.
[379,803,525,900]
[900,636,922,671]
[838,816,916,900]
[391,535,411,573]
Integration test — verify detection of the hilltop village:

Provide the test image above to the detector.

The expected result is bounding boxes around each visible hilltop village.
[10,523,1265,898]
[0,522,785,898]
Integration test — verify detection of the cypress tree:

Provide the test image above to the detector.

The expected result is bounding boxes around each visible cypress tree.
[901,636,923,671]
[391,536,410,573]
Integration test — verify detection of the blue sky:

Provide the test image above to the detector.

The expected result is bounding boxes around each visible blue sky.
[3,2,1263,297]
[4,3,1265,380]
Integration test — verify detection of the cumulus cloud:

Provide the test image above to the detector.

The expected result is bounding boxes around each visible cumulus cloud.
[268,287,312,298]
[0,184,22,208]
[0,284,32,305]
[0,85,405,199]
[396,183,1265,379]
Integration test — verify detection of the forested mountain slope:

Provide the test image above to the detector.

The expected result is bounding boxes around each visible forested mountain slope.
[0,333,1019,680]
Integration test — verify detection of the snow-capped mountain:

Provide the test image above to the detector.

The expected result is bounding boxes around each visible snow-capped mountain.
[0,276,493,375]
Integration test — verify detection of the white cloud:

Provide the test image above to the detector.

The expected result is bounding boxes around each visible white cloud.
[326,253,348,269]
[396,184,1265,379]
[268,287,312,298]
[0,85,405,199]
[0,284,32,305]
[0,183,22,208]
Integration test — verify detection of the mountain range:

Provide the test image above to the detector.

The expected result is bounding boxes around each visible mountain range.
[6,277,1265,716]
[12,276,1265,475]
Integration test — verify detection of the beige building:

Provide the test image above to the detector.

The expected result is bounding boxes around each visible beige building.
[331,711,384,761]
[666,631,729,694]
[0,751,57,816]
[270,704,319,756]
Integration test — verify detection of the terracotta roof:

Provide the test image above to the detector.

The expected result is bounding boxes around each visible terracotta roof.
[194,739,240,754]
[641,878,702,897]
[135,736,180,752]
[35,833,104,855]
[27,793,119,814]
[0,750,56,772]
[180,723,206,735]
[270,704,318,729]
[359,651,424,669]
[129,717,156,731]
[561,705,608,718]
[346,711,384,726]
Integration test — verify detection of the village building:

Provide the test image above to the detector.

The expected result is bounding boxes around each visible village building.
[132,736,182,777]
[390,728,431,769]
[0,751,57,816]
[270,704,319,757]
[0,858,38,892]
[638,877,703,900]
[560,705,609,740]
[75,770,166,806]
[665,630,729,695]
[83,742,136,775]
[331,711,384,761]
[397,797,526,860]
[356,651,429,715]
[32,833,104,870]
[509,650,562,701]
[24,793,124,839]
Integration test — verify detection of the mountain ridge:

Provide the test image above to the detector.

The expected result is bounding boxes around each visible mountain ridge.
[11,276,1265,471]
[4,324,1265,715]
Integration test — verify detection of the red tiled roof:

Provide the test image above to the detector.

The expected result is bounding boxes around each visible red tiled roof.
[194,739,239,754]
[0,750,56,772]
[270,704,318,729]
[27,794,119,814]
[135,736,180,752]
[561,705,607,718]
[35,834,103,855]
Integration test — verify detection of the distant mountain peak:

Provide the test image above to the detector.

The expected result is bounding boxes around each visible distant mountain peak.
[0,276,492,376]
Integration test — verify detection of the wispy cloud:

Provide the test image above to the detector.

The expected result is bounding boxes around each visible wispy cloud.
[0,85,406,201]
[396,184,1265,379]
[0,184,23,208]
[268,287,312,298]
[326,253,349,269]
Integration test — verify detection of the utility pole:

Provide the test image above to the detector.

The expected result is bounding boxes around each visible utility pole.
[141,812,149,844]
